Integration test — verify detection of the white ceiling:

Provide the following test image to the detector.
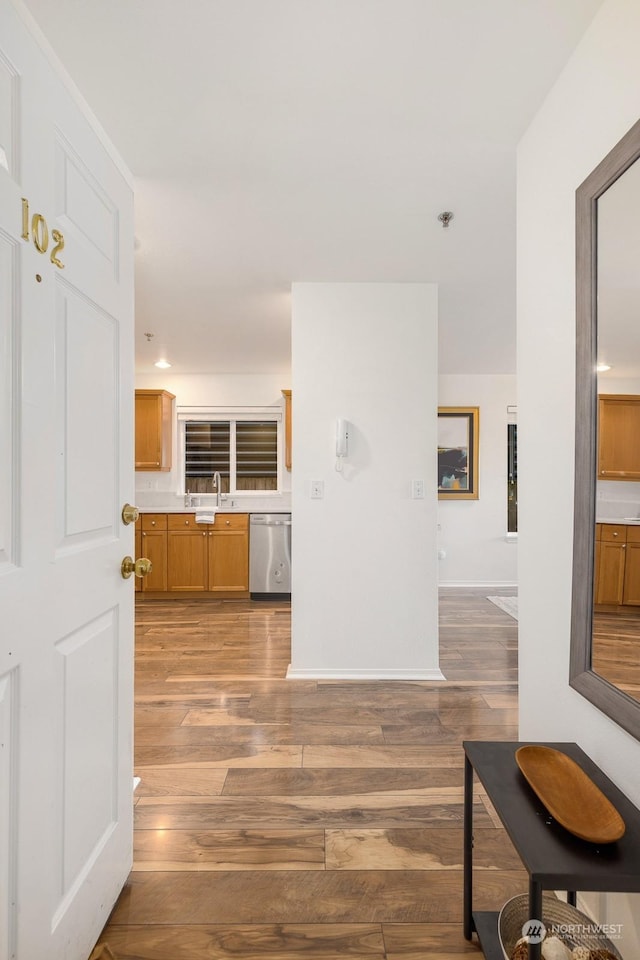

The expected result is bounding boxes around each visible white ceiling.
[23,0,603,376]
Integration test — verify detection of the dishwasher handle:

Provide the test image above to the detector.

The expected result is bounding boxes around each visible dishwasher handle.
[250,515,292,526]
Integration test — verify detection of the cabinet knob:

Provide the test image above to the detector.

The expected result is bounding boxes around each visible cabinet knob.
[142,532,146,537]
[613,532,618,537]
[226,519,230,526]
[151,520,156,526]
[185,519,190,526]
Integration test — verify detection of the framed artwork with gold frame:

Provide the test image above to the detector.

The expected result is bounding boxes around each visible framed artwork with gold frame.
[437,406,479,499]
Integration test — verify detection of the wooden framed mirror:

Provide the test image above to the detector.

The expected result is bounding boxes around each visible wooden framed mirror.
[570,117,640,738]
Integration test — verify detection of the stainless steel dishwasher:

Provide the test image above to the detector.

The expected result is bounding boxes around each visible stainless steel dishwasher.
[249,513,292,598]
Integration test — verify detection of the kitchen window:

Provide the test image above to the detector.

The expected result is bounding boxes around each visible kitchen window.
[178,407,282,495]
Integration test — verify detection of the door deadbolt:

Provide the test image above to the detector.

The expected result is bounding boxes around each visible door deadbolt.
[121,503,140,525]
[121,556,152,579]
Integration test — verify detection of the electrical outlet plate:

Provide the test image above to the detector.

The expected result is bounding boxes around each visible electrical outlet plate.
[311,480,324,499]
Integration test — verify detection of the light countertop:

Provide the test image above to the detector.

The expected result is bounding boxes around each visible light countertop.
[138,505,250,514]
[597,516,640,524]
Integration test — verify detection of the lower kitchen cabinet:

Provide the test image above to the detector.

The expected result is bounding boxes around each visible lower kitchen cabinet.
[135,522,142,594]
[623,525,640,605]
[595,522,640,608]
[136,512,249,599]
[207,514,249,591]
[596,524,626,605]
[141,516,169,592]
[167,515,208,591]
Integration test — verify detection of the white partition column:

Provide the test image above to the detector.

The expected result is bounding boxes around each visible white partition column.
[289,282,441,680]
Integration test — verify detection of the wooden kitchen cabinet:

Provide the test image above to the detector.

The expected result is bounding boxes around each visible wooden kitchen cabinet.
[598,394,640,480]
[623,525,640,605]
[207,513,249,592]
[282,389,291,471]
[595,522,640,608]
[135,389,175,471]
[167,515,208,591]
[135,519,142,594]
[136,512,250,598]
[141,514,168,592]
[596,524,626,605]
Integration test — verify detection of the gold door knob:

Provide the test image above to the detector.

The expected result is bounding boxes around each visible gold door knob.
[121,556,153,579]
[121,503,140,525]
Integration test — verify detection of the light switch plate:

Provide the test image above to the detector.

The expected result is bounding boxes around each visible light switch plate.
[411,479,425,499]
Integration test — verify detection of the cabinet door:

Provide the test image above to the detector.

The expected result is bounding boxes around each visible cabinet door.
[596,541,626,604]
[135,390,175,471]
[623,527,640,605]
[208,515,249,591]
[598,395,640,480]
[135,528,142,594]
[282,389,292,471]
[141,530,168,592]
[167,530,208,591]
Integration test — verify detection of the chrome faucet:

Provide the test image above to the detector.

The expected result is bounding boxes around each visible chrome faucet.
[212,471,222,508]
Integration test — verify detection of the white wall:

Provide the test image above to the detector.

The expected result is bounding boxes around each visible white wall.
[438,375,517,586]
[290,282,441,679]
[518,0,640,944]
[134,372,291,505]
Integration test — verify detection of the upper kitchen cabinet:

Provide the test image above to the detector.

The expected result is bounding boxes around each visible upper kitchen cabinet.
[282,389,292,471]
[135,389,176,471]
[598,395,640,480]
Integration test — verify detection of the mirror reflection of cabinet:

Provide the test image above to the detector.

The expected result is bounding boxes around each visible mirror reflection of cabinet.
[623,528,640,606]
[598,395,640,479]
[595,523,640,608]
[595,523,626,605]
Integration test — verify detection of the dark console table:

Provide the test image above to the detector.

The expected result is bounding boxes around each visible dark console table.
[463,741,640,960]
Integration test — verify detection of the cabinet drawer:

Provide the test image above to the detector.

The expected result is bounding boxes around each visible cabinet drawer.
[626,524,640,544]
[168,513,198,529]
[141,513,168,531]
[601,524,626,542]
[211,513,248,531]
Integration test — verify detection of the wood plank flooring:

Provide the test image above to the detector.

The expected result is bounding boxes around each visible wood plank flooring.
[592,608,640,698]
[97,589,521,959]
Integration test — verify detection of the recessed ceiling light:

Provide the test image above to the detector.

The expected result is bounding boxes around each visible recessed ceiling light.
[155,359,171,369]
[596,362,611,372]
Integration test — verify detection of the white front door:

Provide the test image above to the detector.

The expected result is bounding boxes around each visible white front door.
[0,3,135,958]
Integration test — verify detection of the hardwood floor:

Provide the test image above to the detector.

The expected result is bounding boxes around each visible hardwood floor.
[97,590,522,959]
[593,608,640,698]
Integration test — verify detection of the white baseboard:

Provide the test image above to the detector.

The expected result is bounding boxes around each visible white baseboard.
[286,666,446,681]
[439,580,518,589]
